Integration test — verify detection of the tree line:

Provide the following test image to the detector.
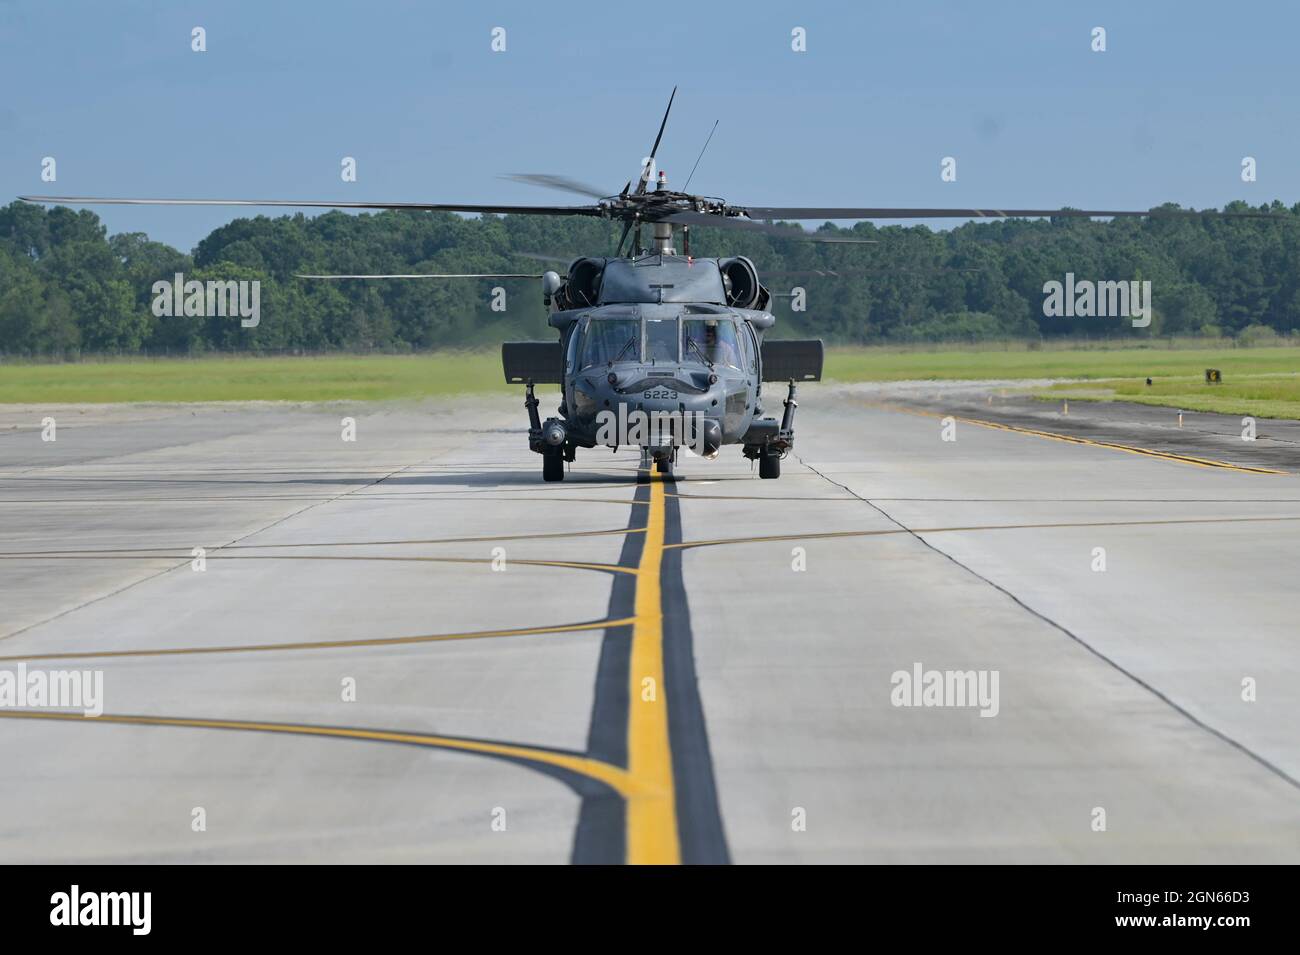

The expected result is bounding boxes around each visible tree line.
[2,199,1299,357]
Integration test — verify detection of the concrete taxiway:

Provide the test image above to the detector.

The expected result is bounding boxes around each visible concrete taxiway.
[0,387,1298,863]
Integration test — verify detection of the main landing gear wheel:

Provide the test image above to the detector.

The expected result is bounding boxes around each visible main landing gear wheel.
[542,452,564,482]
[759,453,781,480]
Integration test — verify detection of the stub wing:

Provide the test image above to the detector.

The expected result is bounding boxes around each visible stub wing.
[502,342,563,384]
[761,339,824,382]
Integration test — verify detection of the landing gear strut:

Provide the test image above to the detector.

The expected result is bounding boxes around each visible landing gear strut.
[743,379,797,479]
[525,380,570,481]
[641,446,675,477]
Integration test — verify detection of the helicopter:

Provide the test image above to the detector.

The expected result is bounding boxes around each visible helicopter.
[21,89,1290,481]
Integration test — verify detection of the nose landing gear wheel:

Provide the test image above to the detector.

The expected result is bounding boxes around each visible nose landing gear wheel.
[655,456,673,476]
[542,452,565,482]
[759,453,781,479]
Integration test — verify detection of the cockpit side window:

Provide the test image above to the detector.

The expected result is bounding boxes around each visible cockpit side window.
[741,322,758,374]
[564,324,581,375]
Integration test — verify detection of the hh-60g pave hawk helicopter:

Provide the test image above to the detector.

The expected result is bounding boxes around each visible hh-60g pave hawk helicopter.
[22,89,1289,481]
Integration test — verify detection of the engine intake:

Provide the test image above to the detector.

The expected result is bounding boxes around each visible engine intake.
[565,257,606,309]
[719,256,761,309]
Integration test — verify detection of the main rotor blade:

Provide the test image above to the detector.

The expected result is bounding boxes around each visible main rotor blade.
[19,196,604,217]
[296,273,541,280]
[666,210,877,243]
[501,174,611,200]
[762,267,983,277]
[648,86,676,163]
[636,86,677,195]
[741,205,1290,221]
[614,219,635,257]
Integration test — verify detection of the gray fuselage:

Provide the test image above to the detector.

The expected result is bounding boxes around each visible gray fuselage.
[549,256,774,453]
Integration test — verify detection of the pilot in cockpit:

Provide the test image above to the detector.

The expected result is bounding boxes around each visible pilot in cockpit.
[702,321,739,369]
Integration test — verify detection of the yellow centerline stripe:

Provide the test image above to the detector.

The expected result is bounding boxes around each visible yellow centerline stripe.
[0,472,684,865]
[0,710,638,797]
[871,402,1287,474]
[624,473,680,865]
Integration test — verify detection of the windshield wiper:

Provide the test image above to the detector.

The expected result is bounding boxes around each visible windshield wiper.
[610,335,638,365]
[685,336,713,368]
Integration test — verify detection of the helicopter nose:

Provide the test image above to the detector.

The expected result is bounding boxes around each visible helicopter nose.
[636,395,677,414]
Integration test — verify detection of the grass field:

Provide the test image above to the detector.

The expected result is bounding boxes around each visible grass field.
[0,353,507,403]
[822,342,1300,382]
[1040,375,1300,419]
[822,343,1300,419]
[3,342,1299,417]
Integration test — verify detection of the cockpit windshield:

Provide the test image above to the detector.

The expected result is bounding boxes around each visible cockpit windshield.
[580,315,741,369]
[682,318,744,370]
[581,318,640,367]
[645,318,678,363]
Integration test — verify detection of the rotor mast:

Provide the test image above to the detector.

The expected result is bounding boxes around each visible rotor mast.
[651,171,676,255]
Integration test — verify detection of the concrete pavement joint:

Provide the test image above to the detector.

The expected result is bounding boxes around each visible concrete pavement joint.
[797,454,1300,795]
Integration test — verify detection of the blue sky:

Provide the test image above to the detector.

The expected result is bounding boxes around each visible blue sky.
[1,0,1296,251]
